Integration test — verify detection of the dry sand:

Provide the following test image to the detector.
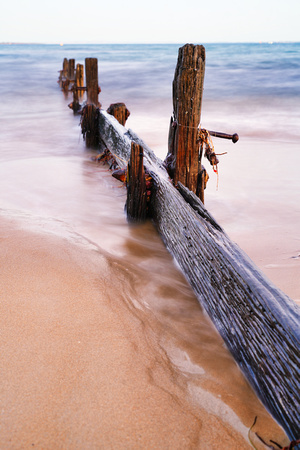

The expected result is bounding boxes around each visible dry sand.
[0,216,290,449]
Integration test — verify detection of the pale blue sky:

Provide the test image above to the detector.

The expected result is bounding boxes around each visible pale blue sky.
[1,0,299,44]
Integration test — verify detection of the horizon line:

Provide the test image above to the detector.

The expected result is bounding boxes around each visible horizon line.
[1,40,299,46]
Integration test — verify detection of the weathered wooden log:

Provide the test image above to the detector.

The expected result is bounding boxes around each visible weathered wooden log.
[85,58,100,107]
[107,103,130,126]
[168,44,205,194]
[96,109,300,441]
[126,142,147,222]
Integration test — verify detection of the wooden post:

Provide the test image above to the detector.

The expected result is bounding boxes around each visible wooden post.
[81,105,99,148]
[126,142,147,222]
[62,58,69,78]
[68,63,85,114]
[60,58,70,93]
[82,58,100,147]
[196,167,207,203]
[85,58,100,107]
[75,63,84,99]
[58,58,67,87]
[107,103,130,126]
[68,59,75,81]
[168,44,205,196]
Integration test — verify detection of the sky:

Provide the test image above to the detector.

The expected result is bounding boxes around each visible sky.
[1,0,299,44]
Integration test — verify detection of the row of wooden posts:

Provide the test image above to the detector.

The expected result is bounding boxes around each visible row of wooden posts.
[57,47,300,443]
[58,57,99,111]
[58,49,238,219]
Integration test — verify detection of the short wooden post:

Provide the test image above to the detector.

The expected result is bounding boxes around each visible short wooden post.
[75,63,84,99]
[126,142,147,222]
[60,58,71,93]
[85,58,100,107]
[107,103,130,126]
[68,63,85,114]
[69,87,80,114]
[168,44,205,196]
[68,59,75,81]
[81,105,99,148]
[58,58,67,87]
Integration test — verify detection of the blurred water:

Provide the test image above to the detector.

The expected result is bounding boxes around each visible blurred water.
[0,41,299,278]
[0,41,299,268]
[1,42,299,144]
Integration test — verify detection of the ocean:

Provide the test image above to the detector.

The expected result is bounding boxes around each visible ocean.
[0,42,299,446]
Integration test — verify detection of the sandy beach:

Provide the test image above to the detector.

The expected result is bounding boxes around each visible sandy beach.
[0,214,291,449]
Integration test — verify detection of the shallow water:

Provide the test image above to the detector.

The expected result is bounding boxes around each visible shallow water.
[0,43,299,445]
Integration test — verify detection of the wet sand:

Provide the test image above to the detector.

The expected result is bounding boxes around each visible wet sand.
[0,215,290,449]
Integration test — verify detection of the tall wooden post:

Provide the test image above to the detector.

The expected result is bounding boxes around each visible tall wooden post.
[81,58,100,148]
[85,58,100,107]
[168,44,205,196]
[126,142,147,222]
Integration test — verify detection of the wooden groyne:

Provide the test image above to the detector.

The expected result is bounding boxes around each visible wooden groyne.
[58,45,300,445]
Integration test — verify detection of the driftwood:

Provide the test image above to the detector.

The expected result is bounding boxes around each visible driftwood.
[97,109,300,441]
